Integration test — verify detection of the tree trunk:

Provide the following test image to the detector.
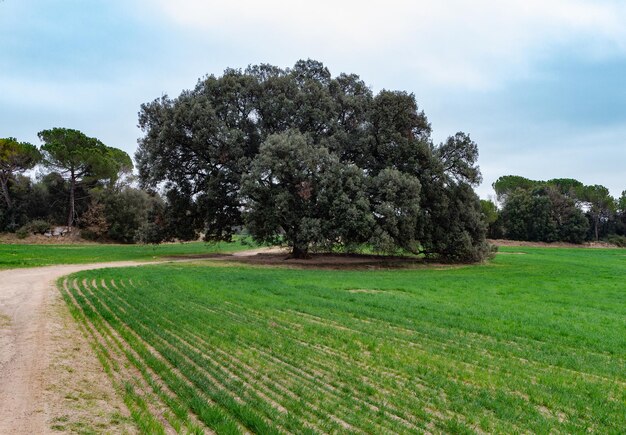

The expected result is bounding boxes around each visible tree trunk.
[594,214,599,241]
[67,171,76,228]
[0,175,12,210]
[290,245,309,259]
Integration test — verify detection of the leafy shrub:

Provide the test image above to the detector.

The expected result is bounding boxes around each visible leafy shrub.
[134,221,164,244]
[27,219,50,235]
[15,226,28,239]
[607,234,626,247]
[101,188,162,243]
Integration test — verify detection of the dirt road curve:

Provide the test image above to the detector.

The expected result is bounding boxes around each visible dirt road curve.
[0,261,154,435]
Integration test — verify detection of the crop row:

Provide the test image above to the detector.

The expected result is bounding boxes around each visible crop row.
[60,265,625,434]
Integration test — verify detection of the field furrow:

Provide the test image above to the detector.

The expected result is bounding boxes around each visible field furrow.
[59,248,626,433]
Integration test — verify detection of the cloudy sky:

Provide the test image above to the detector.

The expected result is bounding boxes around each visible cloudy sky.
[1,0,625,198]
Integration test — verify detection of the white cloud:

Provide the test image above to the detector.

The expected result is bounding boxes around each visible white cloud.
[147,0,626,89]
[0,74,147,155]
[475,121,626,199]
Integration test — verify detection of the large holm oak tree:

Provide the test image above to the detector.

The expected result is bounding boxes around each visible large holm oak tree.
[38,128,132,227]
[137,60,491,261]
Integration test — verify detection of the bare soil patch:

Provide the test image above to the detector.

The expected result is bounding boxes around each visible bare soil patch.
[174,251,466,270]
[0,232,97,245]
[489,239,618,249]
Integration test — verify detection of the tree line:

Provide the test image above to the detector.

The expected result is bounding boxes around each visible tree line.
[0,131,163,243]
[2,60,623,256]
[482,176,626,246]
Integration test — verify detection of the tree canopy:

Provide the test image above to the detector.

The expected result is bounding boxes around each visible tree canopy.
[136,60,490,261]
[38,128,132,227]
[0,137,41,210]
[492,175,625,243]
[579,184,615,241]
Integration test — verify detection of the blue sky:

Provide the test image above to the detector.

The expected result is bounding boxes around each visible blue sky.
[1,0,625,199]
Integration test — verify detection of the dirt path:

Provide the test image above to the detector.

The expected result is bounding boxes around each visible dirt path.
[231,246,288,257]
[0,261,157,434]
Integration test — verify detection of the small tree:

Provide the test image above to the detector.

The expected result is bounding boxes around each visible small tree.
[615,191,626,236]
[580,185,615,241]
[38,128,132,227]
[101,187,161,243]
[480,199,501,238]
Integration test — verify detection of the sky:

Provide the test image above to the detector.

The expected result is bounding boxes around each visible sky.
[1,0,625,199]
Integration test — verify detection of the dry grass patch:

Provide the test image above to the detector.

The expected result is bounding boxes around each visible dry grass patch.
[347,288,386,294]
[0,313,10,327]
[44,285,135,434]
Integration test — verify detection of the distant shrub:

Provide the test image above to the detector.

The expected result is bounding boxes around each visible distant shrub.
[134,221,165,244]
[101,188,163,244]
[80,228,100,241]
[15,226,28,239]
[80,201,109,241]
[27,219,50,235]
[607,234,626,247]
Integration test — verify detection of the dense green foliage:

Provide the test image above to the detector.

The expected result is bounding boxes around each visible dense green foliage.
[500,187,588,243]
[480,199,502,238]
[61,247,626,433]
[0,172,88,233]
[137,60,490,261]
[82,187,165,243]
[0,240,251,269]
[493,175,623,243]
[38,128,133,227]
[0,129,153,243]
[616,190,626,237]
[0,138,41,228]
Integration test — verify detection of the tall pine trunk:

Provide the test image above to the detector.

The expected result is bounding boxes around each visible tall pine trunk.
[67,170,76,228]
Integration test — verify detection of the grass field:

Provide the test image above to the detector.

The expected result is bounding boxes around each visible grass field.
[0,240,254,269]
[60,247,626,434]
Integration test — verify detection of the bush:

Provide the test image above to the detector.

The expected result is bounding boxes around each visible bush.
[80,228,101,241]
[27,219,50,235]
[80,201,109,241]
[607,234,626,247]
[101,188,162,243]
[15,226,28,239]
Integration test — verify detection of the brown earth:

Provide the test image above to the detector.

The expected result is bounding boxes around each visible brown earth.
[489,239,618,249]
[170,248,463,270]
[222,253,435,270]
[0,232,97,245]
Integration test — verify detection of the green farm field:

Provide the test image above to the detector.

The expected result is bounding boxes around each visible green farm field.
[60,247,626,434]
[0,240,253,270]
